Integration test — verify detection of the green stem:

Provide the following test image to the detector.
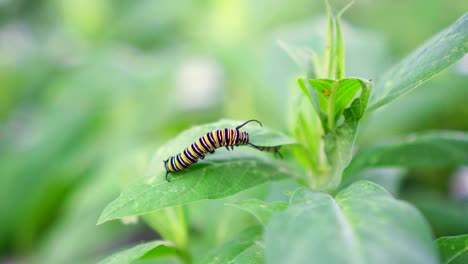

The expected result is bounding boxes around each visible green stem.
[335,1,354,79]
[325,0,335,79]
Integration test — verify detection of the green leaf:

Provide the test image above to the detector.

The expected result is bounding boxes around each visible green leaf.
[277,40,321,78]
[291,80,326,179]
[304,78,367,130]
[402,188,468,237]
[98,119,297,224]
[98,240,180,264]
[338,168,406,196]
[143,206,188,249]
[265,181,438,264]
[344,131,468,179]
[227,199,288,226]
[248,127,296,147]
[435,234,468,264]
[187,185,269,260]
[196,226,263,264]
[369,13,468,111]
[34,151,146,264]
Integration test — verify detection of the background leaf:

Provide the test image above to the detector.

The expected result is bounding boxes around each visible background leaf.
[98,120,297,224]
[98,241,181,264]
[435,234,468,264]
[265,181,439,264]
[403,189,468,237]
[143,206,188,250]
[195,226,263,264]
[344,131,468,179]
[369,13,468,111]
[227,199,288,226]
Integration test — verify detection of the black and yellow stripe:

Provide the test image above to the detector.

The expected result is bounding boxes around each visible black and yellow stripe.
[163,119,280,182]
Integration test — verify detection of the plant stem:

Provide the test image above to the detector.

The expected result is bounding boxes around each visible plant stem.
[325,0,335,79]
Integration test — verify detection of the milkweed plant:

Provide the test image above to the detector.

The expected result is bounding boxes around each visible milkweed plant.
[97,2,468,263]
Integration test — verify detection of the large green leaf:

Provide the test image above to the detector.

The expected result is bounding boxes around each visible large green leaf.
[265,181,438,264]
[369,13,468,111]
[195,226,263,264]
[227,199,288,226]
[435,234,468,264]
[344,131,468,179]
[98,240,181,264]
[98,120,297,224]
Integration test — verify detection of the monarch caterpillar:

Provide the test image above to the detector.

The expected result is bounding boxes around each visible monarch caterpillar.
[163,120,282,182]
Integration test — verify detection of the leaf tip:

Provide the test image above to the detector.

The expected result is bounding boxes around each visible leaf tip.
[96,206,113,225]
[96,214,108,226]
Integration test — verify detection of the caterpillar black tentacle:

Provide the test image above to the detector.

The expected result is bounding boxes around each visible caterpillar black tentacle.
[248,143,283,158]
[235,119,262,129]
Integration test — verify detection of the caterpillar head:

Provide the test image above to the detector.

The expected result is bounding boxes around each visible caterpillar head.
[243,131,249,144]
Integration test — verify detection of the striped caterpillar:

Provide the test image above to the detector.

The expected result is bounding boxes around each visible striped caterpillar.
[163,120,282,181]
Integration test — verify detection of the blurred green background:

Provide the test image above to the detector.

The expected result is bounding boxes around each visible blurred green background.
[0,0,467,263]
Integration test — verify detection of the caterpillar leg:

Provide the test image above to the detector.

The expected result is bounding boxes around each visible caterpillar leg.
[166,172,171,182]
[231,145,234,150]
[225,146,230,151]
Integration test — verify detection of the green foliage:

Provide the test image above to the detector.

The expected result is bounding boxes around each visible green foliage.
[195,226,264,264]
[97,241,183,264]
[98,120,297,225]
[403,189,468,237]
[265,181,439,264]
[435,234,468,264]
[296,77,371,189]
[227,199,288,226]
[143,206,189,250]
[2,0,466,263]
[344,131,468,179]
[95,5,467,264]
[369,13,468,111]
